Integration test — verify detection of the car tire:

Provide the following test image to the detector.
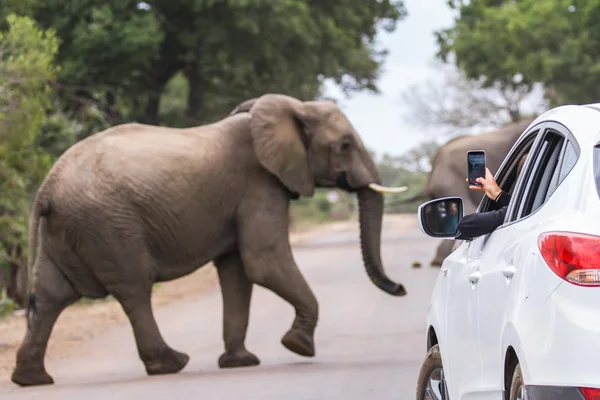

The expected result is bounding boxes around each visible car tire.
[416,344,449,400]
[509,364,525,400]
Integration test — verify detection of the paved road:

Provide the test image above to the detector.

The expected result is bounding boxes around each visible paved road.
[0,215,441,399]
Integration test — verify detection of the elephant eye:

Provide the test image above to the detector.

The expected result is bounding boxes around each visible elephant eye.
[339,141,351,152]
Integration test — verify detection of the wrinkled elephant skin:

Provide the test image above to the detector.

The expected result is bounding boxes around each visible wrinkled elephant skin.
[10,93,407,387]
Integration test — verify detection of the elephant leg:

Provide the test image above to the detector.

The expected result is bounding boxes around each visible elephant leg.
[214,252,260,369]
[238,191,318,357]
[106,259,189,376]
[241,246,318,357]
[430,239,455,267]
[11,252,80,387]
[111,290,189,375]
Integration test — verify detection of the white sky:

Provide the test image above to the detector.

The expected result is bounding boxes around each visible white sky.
[323,0,457,157]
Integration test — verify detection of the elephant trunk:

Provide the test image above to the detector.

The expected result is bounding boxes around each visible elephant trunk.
[357,187,407,296]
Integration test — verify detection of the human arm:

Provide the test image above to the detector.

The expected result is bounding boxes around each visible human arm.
[456,206,507,239]
[494,191,511,208]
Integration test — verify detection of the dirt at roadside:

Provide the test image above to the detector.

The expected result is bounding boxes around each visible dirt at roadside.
[0,218,369,382]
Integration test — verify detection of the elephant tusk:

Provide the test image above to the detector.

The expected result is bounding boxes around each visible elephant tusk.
[368,183,408,194]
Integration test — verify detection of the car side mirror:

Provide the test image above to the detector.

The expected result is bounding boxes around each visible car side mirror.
[417,197,464,238]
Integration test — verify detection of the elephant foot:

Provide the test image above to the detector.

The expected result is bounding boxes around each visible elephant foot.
[11,364,54,387]
[281,328,315,357]
[218,349,260,369]
[144,347,189,376]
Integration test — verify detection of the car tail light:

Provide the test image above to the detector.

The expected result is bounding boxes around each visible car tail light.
[538,231,600,287]
[580,387,600,400]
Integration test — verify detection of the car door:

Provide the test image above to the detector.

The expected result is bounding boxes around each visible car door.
[443,234,485,399]
[444,125,543,399]
[475,122,580,398]
[444,126,541,399]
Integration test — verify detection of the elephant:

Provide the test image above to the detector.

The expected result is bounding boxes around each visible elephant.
[401,118,535,266]
[11,93,408,387]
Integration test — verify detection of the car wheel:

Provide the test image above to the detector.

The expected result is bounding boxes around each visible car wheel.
[416,344,450,400]
[509,364,526,400]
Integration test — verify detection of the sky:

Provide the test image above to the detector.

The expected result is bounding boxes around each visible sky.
[323,0,457,158]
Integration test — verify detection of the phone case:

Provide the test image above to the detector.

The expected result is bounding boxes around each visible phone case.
[467,151,486,186]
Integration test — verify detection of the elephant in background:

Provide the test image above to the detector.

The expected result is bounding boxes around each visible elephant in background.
[402,118,535,266]
[11,93,407,387]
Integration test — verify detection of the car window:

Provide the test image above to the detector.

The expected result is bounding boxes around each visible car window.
[512,127,573,220]
[529,136,563,211]
[478,133,538,214]
[542,139,579,203]
[558,141,578,182]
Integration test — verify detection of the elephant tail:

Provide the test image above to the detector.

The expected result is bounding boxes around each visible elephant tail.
[25,193,50,324]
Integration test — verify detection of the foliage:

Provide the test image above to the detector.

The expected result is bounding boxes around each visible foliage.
[16,0,407,127]
[436,0,600,106]
[0,14,59,276]
[29,0,163,126]
[160,72,189,128]
[0,14,59,142]
[290,189,356,229]
[384,170,429,213]
[0,297,16,317]
[380,140,440,213]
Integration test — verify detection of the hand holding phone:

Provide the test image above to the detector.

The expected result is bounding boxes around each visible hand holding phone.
[467,150,486,186]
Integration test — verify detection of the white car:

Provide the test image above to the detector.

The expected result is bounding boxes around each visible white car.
[415,104,600,400]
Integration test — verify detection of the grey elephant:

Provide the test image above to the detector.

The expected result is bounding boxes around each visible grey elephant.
[11,93,407,387]
[401,118,535,266]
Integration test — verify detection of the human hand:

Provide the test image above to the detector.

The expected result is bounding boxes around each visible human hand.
[465,168,502,200]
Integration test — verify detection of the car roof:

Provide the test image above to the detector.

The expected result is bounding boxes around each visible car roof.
[525,103,600,148]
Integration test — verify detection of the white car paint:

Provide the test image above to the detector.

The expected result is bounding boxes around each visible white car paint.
[420,104,600,399]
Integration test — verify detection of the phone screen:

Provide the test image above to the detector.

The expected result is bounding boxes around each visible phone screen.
[468,152,486,186]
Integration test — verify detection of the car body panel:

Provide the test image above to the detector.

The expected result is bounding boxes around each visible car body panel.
[421,104,600,399]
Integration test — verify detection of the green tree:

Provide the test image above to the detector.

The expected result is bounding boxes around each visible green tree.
[28,0,163,126]
[0,14,59,306]
[17,0,406,128]
[152,0,407,124]
[436,0,600,106]
[435,1,534,103]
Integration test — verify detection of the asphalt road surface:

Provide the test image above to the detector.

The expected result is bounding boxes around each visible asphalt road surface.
[0,215,441,400]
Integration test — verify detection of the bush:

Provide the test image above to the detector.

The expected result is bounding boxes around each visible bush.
[0,297,16,317]
[290,189,354,229]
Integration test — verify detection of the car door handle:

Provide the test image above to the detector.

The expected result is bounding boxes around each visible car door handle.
[503,266,517,282]
[468,271,481,287]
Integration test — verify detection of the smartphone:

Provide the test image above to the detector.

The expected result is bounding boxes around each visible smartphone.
[467,150,486,186]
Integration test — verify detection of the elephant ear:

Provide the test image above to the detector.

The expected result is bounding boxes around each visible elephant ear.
[229,98,258,115]
[249,94,316,198]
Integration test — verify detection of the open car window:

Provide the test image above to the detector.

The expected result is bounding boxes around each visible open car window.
[477,128,539,215]
[508,122,580,223]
